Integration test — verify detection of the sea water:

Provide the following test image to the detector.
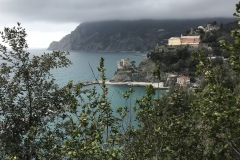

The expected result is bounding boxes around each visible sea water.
[28,49,166,110]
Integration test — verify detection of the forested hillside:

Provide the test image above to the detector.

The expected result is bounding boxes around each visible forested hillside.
[149,19,240,78]
[48,18,236,52]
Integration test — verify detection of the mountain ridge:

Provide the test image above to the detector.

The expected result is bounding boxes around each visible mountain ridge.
[48,18,236,52]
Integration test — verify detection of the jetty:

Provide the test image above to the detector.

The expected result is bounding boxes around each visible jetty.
[73,80,168,89]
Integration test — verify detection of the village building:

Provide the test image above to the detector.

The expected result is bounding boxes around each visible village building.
[177,76,190,86]
[117,58,130,70]
[198,23,219,32]
[180,35,200,45]
[168,35,200,46]
[168,37,181,45]
[198,26,205,30]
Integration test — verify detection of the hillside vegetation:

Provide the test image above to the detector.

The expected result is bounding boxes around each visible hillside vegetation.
[149,20,240,78]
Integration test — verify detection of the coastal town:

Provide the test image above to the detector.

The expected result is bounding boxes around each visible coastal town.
[74,21,228,90]
[108,22,222,89]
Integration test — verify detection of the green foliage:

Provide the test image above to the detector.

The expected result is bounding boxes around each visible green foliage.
[123,85,198,159]
[123,2,240,159]
[37,57,127,159]
[0,23,72,159]
[212,57,223,66]
[212,46,222,56]
[2,2,240,159]
[152,61,161,80]
[201,31,218,43]
[190,84,240,159]
[150,46,192,73]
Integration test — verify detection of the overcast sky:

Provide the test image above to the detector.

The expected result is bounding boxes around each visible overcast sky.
[0,0,239,49]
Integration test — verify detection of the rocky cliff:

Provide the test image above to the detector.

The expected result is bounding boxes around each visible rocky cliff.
[111,58,160,82]
[137,58,159,82]
[48,18,236,52]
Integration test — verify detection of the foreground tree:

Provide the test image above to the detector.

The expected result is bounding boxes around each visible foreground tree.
[0,23,131,160]
[123,2,240,159]
[0,23,72,159]
[35,57,127,159]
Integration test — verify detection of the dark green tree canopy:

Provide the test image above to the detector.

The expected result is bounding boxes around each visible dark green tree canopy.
[0,23,72,159]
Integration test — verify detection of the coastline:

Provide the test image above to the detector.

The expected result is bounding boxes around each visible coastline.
[78,80,168,89]
[105,81,167,89]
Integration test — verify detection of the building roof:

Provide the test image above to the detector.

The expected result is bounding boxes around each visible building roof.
[168,74,177,78]
[169,37,181,40]
[181,35,200,39]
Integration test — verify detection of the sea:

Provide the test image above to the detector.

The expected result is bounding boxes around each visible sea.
[29,49,166,110]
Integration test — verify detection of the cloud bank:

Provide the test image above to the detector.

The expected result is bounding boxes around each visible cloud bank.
[0,0,239,23]
[0,0,239,48]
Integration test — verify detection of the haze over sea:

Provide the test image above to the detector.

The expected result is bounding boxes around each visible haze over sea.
[30,49,165,109]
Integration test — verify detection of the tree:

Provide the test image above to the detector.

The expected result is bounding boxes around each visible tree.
[147,53,150,58]
[124,2,240,159]
[213,20,217,26]
[2,1,240,159]
[0,23,72,159]
[35,57,126,159]
[191,50,240,158]
[220,23,224,30]
[211,56,223,66]
[212,46,222,56]
[130,61,136,68]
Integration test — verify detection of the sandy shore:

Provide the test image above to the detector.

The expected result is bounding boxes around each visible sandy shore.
[77,80,168,89]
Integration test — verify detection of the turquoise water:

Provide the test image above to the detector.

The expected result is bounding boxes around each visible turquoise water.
[29,49,145,85]
[29,49,166,109]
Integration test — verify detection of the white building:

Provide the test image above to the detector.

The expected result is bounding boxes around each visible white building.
[198,26,205,30]
[198,24,219,32]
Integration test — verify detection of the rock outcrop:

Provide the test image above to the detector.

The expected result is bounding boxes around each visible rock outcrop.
[111,70,132,82]
[111,58,171,82]
[137,58,158,82]
[111,58,160,82]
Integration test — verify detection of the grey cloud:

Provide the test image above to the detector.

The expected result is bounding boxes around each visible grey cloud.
[0,0,238,48]
[0,0,239,24]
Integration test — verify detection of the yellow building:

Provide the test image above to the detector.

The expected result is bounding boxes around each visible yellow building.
[168,37,181,45]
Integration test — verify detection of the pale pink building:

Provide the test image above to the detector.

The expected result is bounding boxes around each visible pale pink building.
[177,76,190,86]
[180,35,200,45]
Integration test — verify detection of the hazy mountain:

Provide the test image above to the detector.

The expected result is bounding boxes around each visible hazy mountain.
[48,18,236,52]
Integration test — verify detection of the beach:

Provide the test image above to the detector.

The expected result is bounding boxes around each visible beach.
[105,81,167,89]
[80,80,168,89]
